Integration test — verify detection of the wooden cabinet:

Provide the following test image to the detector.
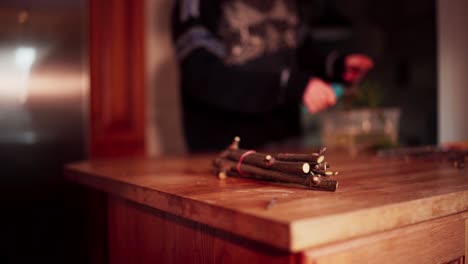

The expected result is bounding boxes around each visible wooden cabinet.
[85,1,146,262]
[447,257,465,264]
[301,213,466,264]
[66,155,468,263]
[106,197,467,264]
[107,196,294,264]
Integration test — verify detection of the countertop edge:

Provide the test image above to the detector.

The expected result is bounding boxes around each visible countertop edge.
[65,166,293,251]
[290,190,468,251]
[65,163,468,253]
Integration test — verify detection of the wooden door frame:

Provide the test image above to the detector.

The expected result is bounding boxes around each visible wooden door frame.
[89,0,146,159]
[85,0,146,263]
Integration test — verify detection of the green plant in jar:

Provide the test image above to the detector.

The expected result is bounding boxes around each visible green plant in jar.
[330,80,399,151]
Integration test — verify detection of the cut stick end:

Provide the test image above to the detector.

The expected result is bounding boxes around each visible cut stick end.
[317,155,325,164]
[319,147,327,155]
[264,155,274,166]
[229,136,241,149]
[217,171,227,180]
[302,163,311,174]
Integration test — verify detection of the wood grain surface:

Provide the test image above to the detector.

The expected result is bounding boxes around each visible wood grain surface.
[301,212,467,264]
[108,196,297,264]
[65,154,468,252]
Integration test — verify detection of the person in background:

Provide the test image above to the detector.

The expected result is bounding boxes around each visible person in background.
[172,0,373,152]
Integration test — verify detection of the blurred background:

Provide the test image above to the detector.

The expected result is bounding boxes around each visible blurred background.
[0,0,467,263]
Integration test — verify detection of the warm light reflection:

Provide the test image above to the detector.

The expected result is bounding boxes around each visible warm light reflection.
[0,45,85,144]
[15,47,36,69]
[0,46,36,104]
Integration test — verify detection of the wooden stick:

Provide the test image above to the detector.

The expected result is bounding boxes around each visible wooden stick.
[214,158,338,191]
[318,147,327,155]
[228,136,241,150]
[378,146,468,169]
[227,167,337,192]
[314,162,330,170]
[311,169,337,177]
[223,148,311,175]
[274,153,325,164]
[217,168,228,180]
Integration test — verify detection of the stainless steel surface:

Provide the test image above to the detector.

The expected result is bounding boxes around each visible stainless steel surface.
[0,1,88,263]
[0,2,87,151]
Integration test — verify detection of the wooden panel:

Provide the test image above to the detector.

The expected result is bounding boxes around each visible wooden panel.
[301,213,466,264]
[107,196,296,264]
[89,0,146,158]
[466,219,468,263]
[445,256,464,264]
[65,154,468,252]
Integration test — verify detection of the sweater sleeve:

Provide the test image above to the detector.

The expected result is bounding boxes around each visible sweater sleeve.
[180,48,310,115]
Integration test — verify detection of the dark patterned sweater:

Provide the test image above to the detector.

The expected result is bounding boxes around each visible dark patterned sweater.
[172,0,345,151]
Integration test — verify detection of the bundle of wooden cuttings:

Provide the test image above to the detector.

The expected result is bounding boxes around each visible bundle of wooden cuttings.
[213,137,339,192]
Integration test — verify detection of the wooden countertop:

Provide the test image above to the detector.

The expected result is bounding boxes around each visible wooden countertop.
[65,154,468,252]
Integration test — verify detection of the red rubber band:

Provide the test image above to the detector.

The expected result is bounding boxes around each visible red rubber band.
[237,150,256,176]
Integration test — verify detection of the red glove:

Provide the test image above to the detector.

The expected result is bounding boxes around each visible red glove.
[303,78,336,114]
[303,54,373,114]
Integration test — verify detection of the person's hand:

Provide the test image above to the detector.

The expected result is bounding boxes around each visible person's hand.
[303,78,336,114]
[343,54,374,84]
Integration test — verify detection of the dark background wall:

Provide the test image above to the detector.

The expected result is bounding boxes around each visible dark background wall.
[320,0,437,145]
